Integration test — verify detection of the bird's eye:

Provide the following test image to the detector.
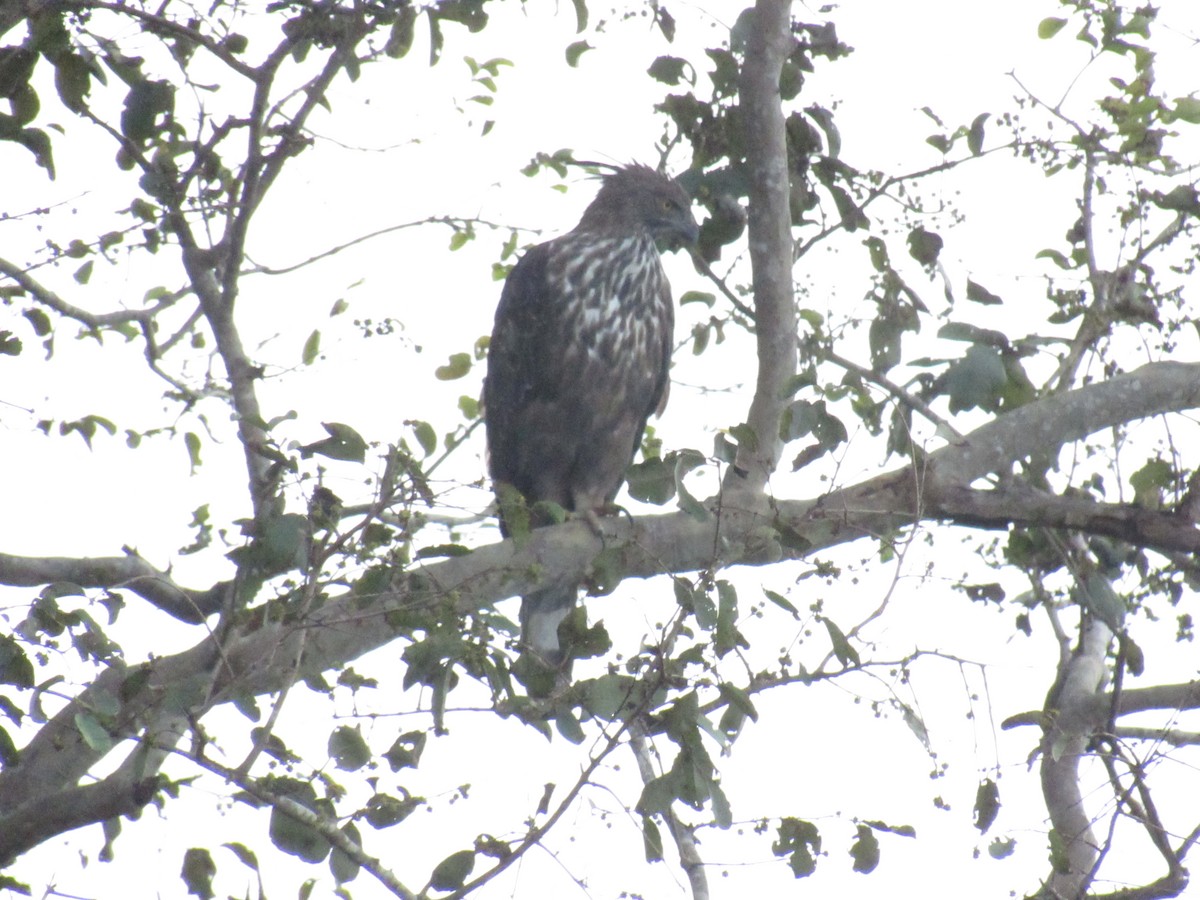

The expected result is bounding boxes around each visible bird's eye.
[661,198,675,212]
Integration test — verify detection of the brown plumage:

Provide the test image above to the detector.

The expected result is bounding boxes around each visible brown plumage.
[483,164,698,673]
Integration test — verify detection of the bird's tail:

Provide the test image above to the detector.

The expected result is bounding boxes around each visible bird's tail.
[519,581,578,667]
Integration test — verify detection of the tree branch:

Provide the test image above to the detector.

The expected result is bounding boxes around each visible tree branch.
[0,256,179,330]
[0,551,228,623]
[728,0,797,493]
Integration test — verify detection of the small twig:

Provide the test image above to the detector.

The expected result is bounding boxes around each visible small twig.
[186,752,416,899]
[825,349,962,439]
[629,723,709,900]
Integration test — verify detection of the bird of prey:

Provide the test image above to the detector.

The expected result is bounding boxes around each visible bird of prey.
[482,163,699,678]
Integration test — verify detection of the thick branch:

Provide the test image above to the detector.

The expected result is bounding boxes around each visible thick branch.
[0,552,228,623]
[730,0,797,492]
[1040,616,1112,896]
[6,360,1200,859]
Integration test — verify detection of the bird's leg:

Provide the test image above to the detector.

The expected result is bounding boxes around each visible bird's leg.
[581,507,606,536]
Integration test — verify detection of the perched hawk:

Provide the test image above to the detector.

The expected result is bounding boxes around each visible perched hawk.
[483,163,699,673]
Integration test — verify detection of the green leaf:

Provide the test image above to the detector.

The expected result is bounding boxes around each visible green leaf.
[582,673,637,720]
[906,226,942,267]
[13,127,54,178]
[222,842,259,871]
[714,580,746,657]
[180,848,215,899]
[22,308,51,336]
[385,6,418,58]
[1130,457,1173,508]
[967,112,989,155]
[626,456,676,505]
[648,56,692,86]
[414,544,472,560]
[328,725,370,772]
[570,0,588,31]
[773,817,821,878]
[383,731,426,771]
[299,421,367,463]
[121,79,174,145]
[944,344,1007,414]
[329,823,361,884]
[828,184,867,230]
[184,431,202,473]
[565,40,592,67]
[864,819,917,837]
[718,682,758,726]
[554,710,585,744]
[364,791,421,828]
[0,635,34,688]
[1038,17,1068,39]
[763,588,800,617]
[965,278,1002,305]
[674,448,708,520]
[823,618,860,667]
[435,352,471,380]
[410,419,437,456]
[429,849,475,892]
[256,513,310,571]
[301,329,321,365]
[59,414,117,449]
[1036,248,1072,269]
[1170,96,1200,124]
[849,823,880,873]
[268,784,331,863]
[988,836,1016,859]
[74,710,113,753]
[72,260,93,285]
[641,815,664,862]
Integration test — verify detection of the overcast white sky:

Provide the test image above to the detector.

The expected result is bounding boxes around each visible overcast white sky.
[4,1,1200,898]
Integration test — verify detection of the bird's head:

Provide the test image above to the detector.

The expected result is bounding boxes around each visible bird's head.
[579,163,700,251]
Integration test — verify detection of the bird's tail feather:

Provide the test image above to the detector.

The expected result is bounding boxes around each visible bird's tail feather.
[519,581,579,667]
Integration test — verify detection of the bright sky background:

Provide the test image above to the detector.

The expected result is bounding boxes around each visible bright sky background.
[3,1,1200,898]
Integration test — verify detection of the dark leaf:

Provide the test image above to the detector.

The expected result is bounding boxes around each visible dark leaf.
[943,344,1007,413]
[180,848,215,899]
[906,226,942,267]
[988,836,1017,859]
[429,849,475,892]
[1038,17,1068,39]
[301,329,320,365]
[965,278,1003,305]
[328,725,370,772]
[364,791,421,828]
[120,79,174,145]
[974,778,1001,833]
[849,823,880,873]
[299,421,367,463]
[773,817,821,878]
[641,815,664,862]
[564,40,592,67]
[329,823,361,884]
[823,618,859,667]
[434,352,471,380]
[647,55,692,86]
[967,112,989,155]
[268,784,331,863]
[385,7,418,58]
[0,635,34,688]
